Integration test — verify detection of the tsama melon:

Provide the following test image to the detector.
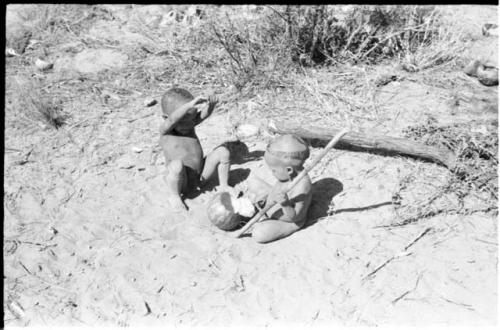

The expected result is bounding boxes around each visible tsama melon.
[207,191,255,231]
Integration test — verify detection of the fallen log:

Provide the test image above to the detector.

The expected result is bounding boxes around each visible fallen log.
[268,121,456,169]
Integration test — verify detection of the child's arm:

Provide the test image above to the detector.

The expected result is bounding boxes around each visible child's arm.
[159,96,207,135]
[195,95,218,124]
[267,181,312,223]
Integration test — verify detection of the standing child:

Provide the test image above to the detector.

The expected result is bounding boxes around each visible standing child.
[159,87,231,211]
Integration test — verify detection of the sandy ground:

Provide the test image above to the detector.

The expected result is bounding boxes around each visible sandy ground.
[3,4,498,327]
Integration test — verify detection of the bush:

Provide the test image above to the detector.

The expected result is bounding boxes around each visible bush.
[208,5,465,85]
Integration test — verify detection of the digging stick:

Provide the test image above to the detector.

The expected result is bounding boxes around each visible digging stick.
[234,129,349,238]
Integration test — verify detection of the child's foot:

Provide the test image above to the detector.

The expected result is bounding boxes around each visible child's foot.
[167,196,187,212]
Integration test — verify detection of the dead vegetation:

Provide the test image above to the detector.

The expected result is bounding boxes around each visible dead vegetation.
[208,5,467,87]
[390,119,498,227]
[12,76,68,129]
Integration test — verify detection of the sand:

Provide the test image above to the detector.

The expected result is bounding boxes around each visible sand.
[4,4,497,327]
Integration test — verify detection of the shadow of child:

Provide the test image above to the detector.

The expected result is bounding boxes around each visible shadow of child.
[304,177,344,229]
[222,140,264,165]
[184,167,251,200]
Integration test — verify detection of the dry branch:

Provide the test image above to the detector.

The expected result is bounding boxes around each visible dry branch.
[268,120,456,169]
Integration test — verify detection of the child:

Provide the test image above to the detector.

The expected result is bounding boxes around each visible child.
[159,87,231,211]
[246,134,313,243]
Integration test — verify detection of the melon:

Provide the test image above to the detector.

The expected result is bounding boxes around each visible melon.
[207,191,255,231]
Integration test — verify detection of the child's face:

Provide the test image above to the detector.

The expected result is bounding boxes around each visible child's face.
[265,157,294,182]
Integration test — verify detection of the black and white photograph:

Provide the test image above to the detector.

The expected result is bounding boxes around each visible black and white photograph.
[4,4,498,328]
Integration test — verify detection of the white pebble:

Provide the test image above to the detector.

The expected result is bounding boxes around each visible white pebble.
[132,146,143,153]
[35,58,53,71]
[5,47,19,57]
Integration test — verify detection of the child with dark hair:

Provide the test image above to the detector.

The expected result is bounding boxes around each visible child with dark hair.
[159,88,231,211]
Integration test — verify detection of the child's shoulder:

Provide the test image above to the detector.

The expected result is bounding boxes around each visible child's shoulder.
[293,173,312,193]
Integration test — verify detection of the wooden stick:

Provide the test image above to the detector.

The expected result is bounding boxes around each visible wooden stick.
[234,129,349,238]
[268,120,456,169]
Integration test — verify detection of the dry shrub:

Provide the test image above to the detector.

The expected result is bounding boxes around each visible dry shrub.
[12,4,114,51]
[207,6,293,91]
[207,5,467,89]
[13,76,68,129]
[390,119,498,226]
[284,5,465,69]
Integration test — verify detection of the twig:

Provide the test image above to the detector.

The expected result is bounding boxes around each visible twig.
[210,23,243,73]
[18,261,75,294]
[391,272,424,305]
[362,251,413,281]
[11,148,34,166]
[265,5,287,22]
[440,296,475,311]
[128,112,155,123]
[362,227,433,281]
[404,227,433,250]
[5,147,23,153]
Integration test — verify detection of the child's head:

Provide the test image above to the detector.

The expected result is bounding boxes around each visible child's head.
[264,134,309,181]
[161,88,198,131]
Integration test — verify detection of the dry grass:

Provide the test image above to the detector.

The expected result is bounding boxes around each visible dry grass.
[6,5,474,128]
[390,119,498,226]
[12,76,68,129]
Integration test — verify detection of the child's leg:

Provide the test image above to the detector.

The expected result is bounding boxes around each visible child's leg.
[252,220,303,244]
[164,159,187,211]
[201,146,230,188]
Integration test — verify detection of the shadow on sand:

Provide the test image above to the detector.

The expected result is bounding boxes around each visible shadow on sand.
[303,177,344,229]
[184,167,251,201]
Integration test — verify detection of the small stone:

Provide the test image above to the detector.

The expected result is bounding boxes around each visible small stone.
[117,154,135,169]
[463,60,481,77]
[477,66,499,86]
[374,74,397,87]
[132,146,143,153]
[482,23,499,37]
[35,58,53,71]
[144,99,157,107]
[5,47,19,57]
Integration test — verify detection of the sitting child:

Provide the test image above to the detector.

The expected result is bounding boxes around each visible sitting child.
[159,87,231,211]
[246,134,313,243]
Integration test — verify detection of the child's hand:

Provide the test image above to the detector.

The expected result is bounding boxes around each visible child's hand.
[205,95,218,116]
[189,96,207,108]
[208,95,218,110]
[267,188,289,205]
[197,95,218,120]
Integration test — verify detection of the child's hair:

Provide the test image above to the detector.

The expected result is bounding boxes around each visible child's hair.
[161,87,194,116]
[265,134,309,169]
